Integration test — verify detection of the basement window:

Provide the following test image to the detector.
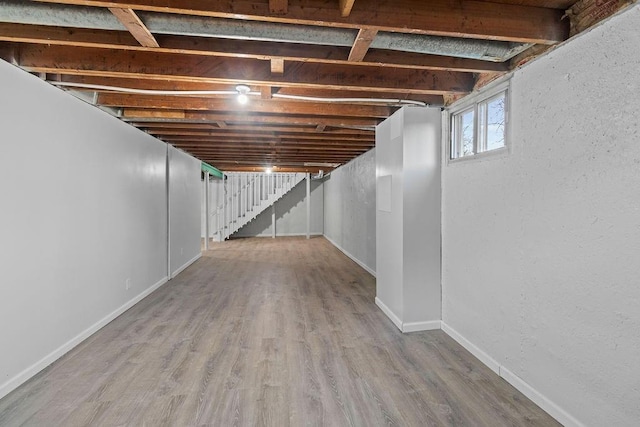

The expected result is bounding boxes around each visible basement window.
[450,84,508,160]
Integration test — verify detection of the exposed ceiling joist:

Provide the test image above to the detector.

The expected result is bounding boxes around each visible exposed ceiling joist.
[97,94,393,117]
[0,23,510,73]
[108,7,158,47]
[13,44,474,94]
[269,0,288,14]
[339,0,356,17]
[270,58,284,75]
[33,0,569,44]
[0,0,578,172]
[137,123,368,134]
[122,111,381,127]
[122,113,382,128]
[348,28,378,62]
[38,74,442,104]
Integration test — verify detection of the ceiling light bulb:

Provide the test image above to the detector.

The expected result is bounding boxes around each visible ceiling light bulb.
[265,167,272,174]
[235,84,251,105]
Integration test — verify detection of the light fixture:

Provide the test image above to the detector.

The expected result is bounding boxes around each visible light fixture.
[265,167,272,174]
[235,84,251,105]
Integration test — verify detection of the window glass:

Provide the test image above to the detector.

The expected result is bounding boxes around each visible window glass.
[450,88,507,160]
[461,109,475,157]
[485,94,506,151]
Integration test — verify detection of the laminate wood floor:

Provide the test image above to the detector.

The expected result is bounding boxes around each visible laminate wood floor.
[0,237,560,427]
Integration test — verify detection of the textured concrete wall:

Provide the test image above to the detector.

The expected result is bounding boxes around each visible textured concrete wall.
[442,5,640,426]
[323,149,376,275]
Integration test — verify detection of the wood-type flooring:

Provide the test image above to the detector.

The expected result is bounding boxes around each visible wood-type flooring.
[0,237,560,426]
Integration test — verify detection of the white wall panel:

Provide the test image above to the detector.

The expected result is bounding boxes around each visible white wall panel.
[441,5,640,426]
[169,146,202,276]
[323,149,376,275]
[376,107,441,331]
[0,60,170,399]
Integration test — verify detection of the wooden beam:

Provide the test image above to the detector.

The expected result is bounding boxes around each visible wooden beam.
[260,86,273,99]
[170,139,372,147]
[0,23,508,73]
[171,145,372,153]
[108,8,159,48]
[122,110,380,126]
[206,156,353,162]
[149,129,373,139]
[15,45,474,94]
[99,94,393,117]
[269,0,288,14]
[348,28,377,62]
[163,141,372,149]
[136,123,370,134]
[151,132,373,142]
[214,165,325,172]
[34,0,569,44]
[51,75,445,104]
[339,0,356,17]
[270,58,285,75]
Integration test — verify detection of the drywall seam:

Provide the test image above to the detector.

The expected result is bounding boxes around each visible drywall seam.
[170,252,202,278]
[441,322,583,427]
[402,321,442,333]
[375,297,403,330]
[0,275,169,400]
[323,234,376,277]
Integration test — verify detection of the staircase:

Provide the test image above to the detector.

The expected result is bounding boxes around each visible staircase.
[210,172,307,240]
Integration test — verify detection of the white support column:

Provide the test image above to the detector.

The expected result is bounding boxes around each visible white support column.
[306,172,311,240]
[204,171,210,250]
[271,204,276,239]
[222,173,226,240]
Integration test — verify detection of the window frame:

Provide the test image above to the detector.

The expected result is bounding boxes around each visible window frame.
[447,79,510,163]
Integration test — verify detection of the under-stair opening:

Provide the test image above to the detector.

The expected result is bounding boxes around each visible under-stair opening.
[205,172,307,241]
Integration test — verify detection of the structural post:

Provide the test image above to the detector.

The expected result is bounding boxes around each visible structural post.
[222,173,226,240]
[306,172,311,239]
[204,171,210,250]
[271,204,276,239]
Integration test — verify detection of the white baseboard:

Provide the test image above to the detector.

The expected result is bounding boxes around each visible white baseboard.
[0,275,169,401]
[171,252,202,278]
[440,322,500,374]
[374,297,441,333]
[440,322,583,427]
[402,320,442,333]
[323,234,376,277]
[375,297,403,330]
[499,366,584,427]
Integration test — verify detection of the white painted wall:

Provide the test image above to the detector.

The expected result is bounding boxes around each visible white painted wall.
[201,176,224,240]
[376,113,404,319]
[441,6,640,426]
[376,107,442,332]
[233,179,324,237]
[323,149,376,275]
[0,60,203,400]
[168,146,202,276]
[0,60,171,399]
